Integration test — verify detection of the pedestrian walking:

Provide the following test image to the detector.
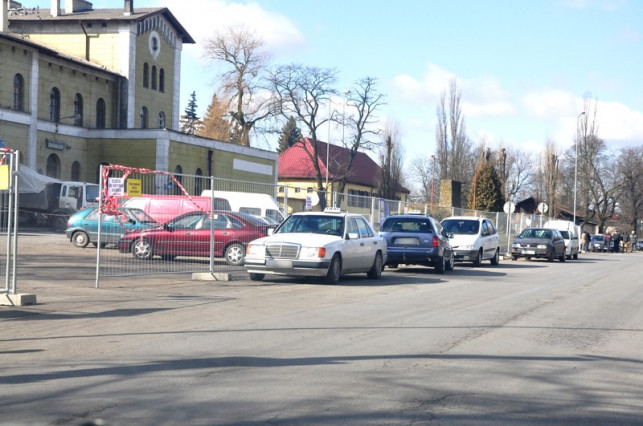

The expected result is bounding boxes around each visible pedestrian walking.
[631,231,638,253]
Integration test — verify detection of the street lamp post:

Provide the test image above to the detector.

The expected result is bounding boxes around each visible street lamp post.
[574,111,585,224]
[430,154,436,209]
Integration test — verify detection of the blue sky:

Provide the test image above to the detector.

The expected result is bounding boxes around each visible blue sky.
[24,0,642,162]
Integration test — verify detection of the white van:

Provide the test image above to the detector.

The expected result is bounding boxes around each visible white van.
[544,220,580,260]
[440,216,501,266]
[201,190,285,223]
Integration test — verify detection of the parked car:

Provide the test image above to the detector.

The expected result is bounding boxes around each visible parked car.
[65,207,159,248]
[379,214,454,273]
[122,195,231,224]
[118,210,273,265]
[510,227,566,262]
[589,234,607,252]
[244,208,386,284]
[440,216,500,266]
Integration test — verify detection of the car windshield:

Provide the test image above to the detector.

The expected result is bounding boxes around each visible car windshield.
[591,235,603,241]
[277,215,344,236]
[381,218,433,233]
[441,219,479,235]
[519,229,551,239]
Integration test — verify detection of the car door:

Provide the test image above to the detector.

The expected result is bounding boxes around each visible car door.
[342,217,366,272]
[483,220,499,259]
[355,216,378,270]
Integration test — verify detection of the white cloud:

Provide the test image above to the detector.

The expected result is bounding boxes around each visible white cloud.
[162,0,306,60]
[391,63,514,118]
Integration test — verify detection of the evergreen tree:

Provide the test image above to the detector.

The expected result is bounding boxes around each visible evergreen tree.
[181,91,199,135]
[468,161,505,211]
[198,94,234,142]
[277,116,302,152]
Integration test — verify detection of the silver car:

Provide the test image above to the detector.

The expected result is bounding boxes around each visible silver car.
[245,208,387,284]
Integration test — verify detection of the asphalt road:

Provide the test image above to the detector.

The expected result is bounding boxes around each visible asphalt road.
[1,231,642,425]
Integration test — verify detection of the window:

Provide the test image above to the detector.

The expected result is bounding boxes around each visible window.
[13,74,24,111]
[143,63,149,88]
[173,165,183,195]
[348,189,369,208]
[158,111,165,129]
[96,98,106,129]
[50,87,60,122]
[151,66,157,90]
[73,93,83,126]
[71,161,81,181]
[46,153,60,178]
[159,68,165,92]
[140,107,148,128]
[195,168,203,195]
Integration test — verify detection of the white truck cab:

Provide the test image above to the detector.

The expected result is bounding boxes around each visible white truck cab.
[544,220,580,260]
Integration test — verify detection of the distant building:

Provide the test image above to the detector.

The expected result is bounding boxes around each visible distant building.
[0,0,277,191]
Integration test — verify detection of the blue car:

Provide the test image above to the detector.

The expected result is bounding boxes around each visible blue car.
[379,214,455,274]
[65,207,159,248]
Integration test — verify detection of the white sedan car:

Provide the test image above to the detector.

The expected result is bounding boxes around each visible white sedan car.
[245,208,387,284]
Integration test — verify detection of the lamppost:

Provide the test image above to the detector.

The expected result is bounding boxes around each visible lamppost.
[430,154,436,208]
[573,111,585,224]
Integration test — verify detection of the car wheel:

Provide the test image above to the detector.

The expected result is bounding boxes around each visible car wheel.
[387,264,398,269]
[490,248,500,265]
[445,251,455,271]
[324,254,341,284]
[566,254,571,260]
[249,273,265,281]
[434,256,445,274]
[132,239,153,260]
[573,252,578,260]
[559,250,566,262]
[367,252,383,279]
[72,231,90,248]
[472,249,482,267]
[225,243,245,266]
[526,256,532,261]
[511,255,518,261]
[51,216,67,232]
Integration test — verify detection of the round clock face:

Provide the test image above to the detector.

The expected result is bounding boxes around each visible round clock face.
[148,31,161,59]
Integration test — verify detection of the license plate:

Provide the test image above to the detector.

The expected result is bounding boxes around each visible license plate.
[523,250,535,255]
[395,237,418,245]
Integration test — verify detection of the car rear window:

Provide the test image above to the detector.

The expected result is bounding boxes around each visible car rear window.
[381,218,433,233]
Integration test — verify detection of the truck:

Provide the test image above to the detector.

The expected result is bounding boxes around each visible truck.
[17,165,100,231]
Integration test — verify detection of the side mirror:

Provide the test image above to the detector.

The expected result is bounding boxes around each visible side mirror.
[267,228,274,236]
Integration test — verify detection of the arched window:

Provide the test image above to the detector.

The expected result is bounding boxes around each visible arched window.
[96,98,106,129]
[159,68,165,92]
[71,161,81,181]
[143,63,149,88]
[195,168,203,195]
[140,106,148,129]
[158,111,166,129]
[13,74,24,111]
[173,165,183,195]
[73,93,83,126]
[46,153,60,178]
[151,65,157,90]
[50,87,60,122]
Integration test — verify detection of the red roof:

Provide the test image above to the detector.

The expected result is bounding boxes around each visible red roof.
[278,138,408,193]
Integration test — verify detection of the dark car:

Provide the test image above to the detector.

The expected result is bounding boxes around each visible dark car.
[118,210,273,265]
[379,214,454,273]
[589,234,607,252]
[510,227,566,262]
[65,207,159,248]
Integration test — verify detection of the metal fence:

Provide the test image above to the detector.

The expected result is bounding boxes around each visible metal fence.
[94,166,557,283]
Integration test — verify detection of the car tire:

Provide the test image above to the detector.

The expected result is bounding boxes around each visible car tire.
[472,249,482,267]
[511,255,518,261]
[249,273,265,281]
[559,251,566,262]
[387,264,399,269]
[490,248,500,265]
[573,252,578,260]
[132,238,153,260]
[72,231,90,248]
[324,254,341,284]
[51,216,66,232]
[434,256,445,274]
[445,251,455,271]
[225,243,245,266]
[367,252,383,279]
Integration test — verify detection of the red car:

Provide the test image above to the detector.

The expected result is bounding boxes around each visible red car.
[118,210,273,265]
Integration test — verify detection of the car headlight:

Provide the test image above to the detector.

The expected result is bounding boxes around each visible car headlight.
[537,244,547,249]
[511,243,521,248]
[300,246,327,258]
[246,244,266,256]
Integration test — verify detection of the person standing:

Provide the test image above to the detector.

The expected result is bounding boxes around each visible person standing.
[623,232,630,253]
[631,231,638,253]
[583,230,590,252]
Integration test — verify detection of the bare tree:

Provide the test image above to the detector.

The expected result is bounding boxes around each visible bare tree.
[616,145,643,233]
[268,64,337,208]
[203,26,272,146]
[334,77,386,200]
[543,138,561,217]
[409,156,433,203]
[378,121,405,200]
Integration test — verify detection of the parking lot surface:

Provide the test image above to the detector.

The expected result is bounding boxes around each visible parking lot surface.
[1,230,642,425]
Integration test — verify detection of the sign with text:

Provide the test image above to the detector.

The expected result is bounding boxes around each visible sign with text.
[127,179,142,197]
[108,177,125,196]
[0,165,9,190]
